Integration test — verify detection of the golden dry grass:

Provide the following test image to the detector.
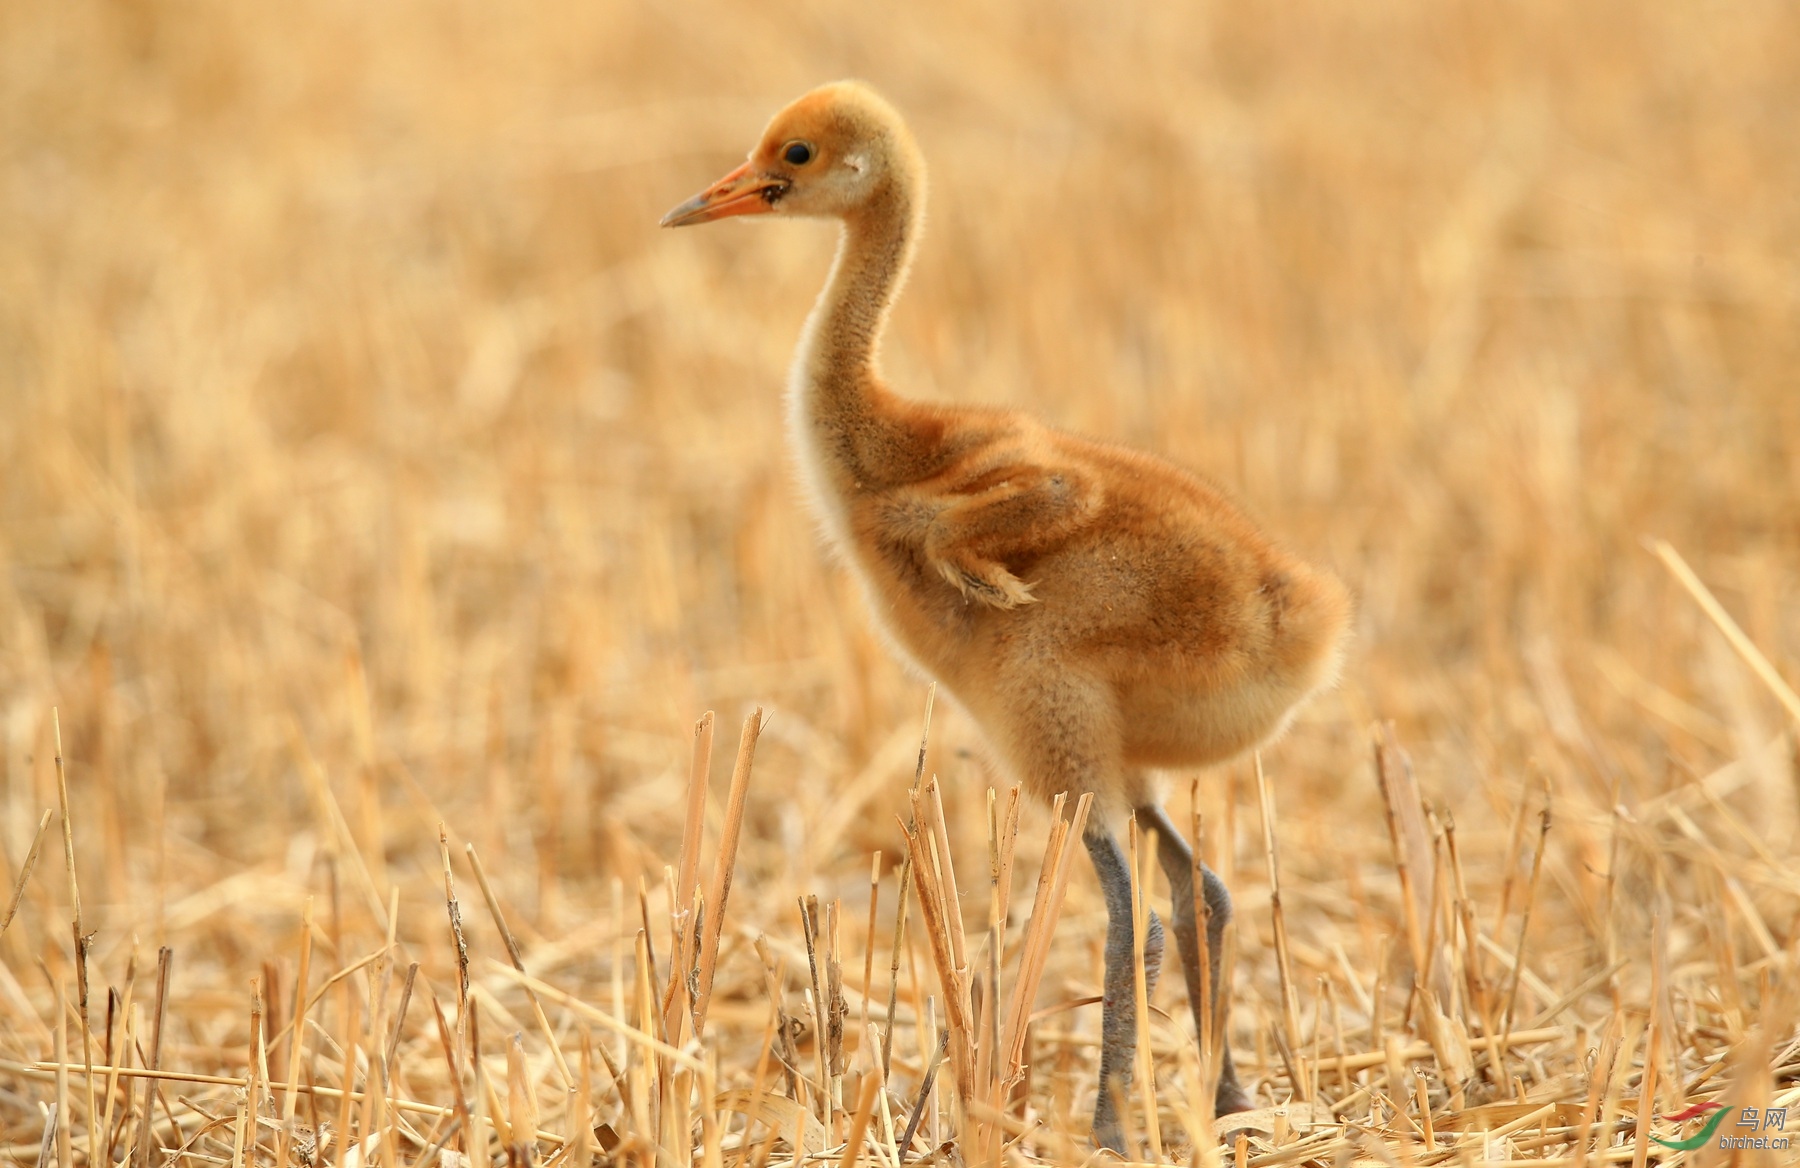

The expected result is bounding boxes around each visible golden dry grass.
[3,1,1800,1165]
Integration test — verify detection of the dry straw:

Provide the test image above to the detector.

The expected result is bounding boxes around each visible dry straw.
[3,2,1800,1164]
[7,584,1797,1164]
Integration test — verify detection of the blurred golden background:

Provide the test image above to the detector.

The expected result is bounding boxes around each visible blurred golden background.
[3,0,1798,1162]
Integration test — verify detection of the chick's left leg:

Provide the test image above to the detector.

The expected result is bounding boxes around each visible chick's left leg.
[1084,826,1164,1152]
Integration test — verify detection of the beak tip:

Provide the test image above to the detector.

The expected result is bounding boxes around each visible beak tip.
[660,162,775,231]
[658,198,709,229]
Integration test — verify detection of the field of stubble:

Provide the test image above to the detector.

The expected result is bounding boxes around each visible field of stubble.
[3,1,1799,1165]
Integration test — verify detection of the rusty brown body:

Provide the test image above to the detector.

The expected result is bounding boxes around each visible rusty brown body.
[824,393,1349,823]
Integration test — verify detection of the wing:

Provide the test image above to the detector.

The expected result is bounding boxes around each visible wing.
[915,460,1101,609]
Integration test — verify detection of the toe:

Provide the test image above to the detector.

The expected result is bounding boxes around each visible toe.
[1091,1121,1126,1154]
[1214,1082,1255,1116]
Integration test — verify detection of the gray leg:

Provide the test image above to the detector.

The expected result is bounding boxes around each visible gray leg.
[1084,828,1164,1152]
[1136,805,1254,1116]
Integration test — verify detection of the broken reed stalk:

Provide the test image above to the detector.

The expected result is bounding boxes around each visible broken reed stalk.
[860,851,881,1084]
[979,788,1008,1123]
[50,713,101,1168]
[992,787,1021,951]
[669,877,703,1041]
[636,875,664,1036]
[823,902,845,1119]
[999,794,1063,1074]
[668,711,717,1041]
[1570,1016,1622,1168]
[977,931,1002,1168]
[733,995,779,1168]
[898,1030,947,1162]
[973,798,999,1167]
[1493,773,1534,941]
[48,709,108,1168]
[54,980,70,1168]
[1630,1011,1658,1168]
[694,708,761,1037]
[799,896,832,1128]
[569,1038,594,1168]
[1374,725,1449,1014]
[1003,792,1092,1079]
[1417,812,1448,1010]
[1499,793,1551,1058]
[493,966,706,1071]
[335,964,364,1168]
[388,959,418,1080]
[970,786,1018,1168]
[883,683,936,1080]
[244,971,264,1166]
[431,992,475,1156]
[99,960,137,1167]
[438,826,472,1057]
[1326,979,1348,1099]
[1255,752,1307,1101]
[467,998,493,1165]
[133,947,171,1168]
[836,1073,880,1168]
[1650,538,1800,725]
[275,897,314,1168]
[290,724,390,939]
[376,883,404,1160]
[1441,815,1492,1031]
[922,777,969,1004]
[1412,1070,1434,1145]
[898,790,973,1103]
[1,807,52,940]
[506,1032,536,1166]
[464,842,574,1089]
[636,926,676,1165]
[752,937,800,1106]
[52,712,88,1016]
[370,1014,396,1168]
[699,1051,723,1168]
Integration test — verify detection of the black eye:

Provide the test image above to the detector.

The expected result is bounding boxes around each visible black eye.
[783,141,814,166]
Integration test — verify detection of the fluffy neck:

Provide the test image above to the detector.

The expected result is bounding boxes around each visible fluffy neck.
[787,171,922,494]
[811,179,919,375]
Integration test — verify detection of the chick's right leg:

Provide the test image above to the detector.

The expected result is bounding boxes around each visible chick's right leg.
[1136,803,1254,1115]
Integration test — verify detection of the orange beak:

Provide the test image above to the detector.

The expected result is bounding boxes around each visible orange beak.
[660,161,787,227]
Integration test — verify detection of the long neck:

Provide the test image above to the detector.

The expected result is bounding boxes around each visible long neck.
[811,179,919,377]
[788,175,921,486]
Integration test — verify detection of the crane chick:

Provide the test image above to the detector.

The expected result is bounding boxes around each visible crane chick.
[663,81,1350,1150]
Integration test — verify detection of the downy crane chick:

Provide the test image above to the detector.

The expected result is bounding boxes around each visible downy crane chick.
[662,82,1350,1150]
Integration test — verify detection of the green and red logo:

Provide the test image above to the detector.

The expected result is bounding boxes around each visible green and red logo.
[1652,1101,1790,1150]
[1652,1102,1729,1151]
